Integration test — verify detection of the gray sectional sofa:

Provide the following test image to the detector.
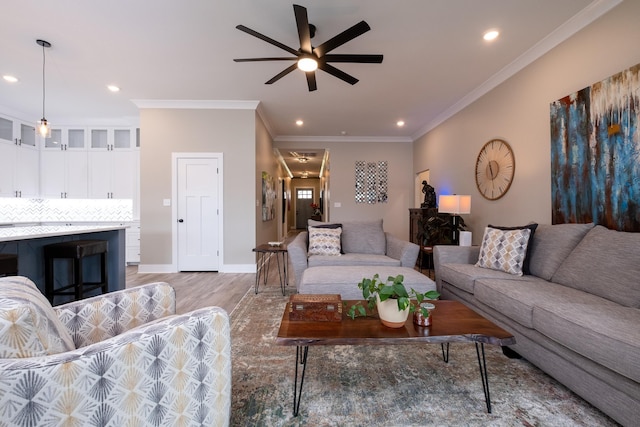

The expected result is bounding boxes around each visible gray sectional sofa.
[433,223,639,426]
[288,219,420,289]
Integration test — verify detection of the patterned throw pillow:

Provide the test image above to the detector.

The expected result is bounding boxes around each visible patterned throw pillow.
[308,226,342,256]
[0,276,75,357]
[475,227,532,276]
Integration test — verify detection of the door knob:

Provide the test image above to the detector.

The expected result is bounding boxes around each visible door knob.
[178,219,184,223]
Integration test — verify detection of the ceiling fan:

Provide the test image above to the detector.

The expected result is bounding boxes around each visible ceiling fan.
[234,4,383,91]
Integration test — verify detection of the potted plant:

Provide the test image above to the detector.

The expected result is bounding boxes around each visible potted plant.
[347,274,440,328]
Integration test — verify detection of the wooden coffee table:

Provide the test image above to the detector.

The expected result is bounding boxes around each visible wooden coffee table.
[276,299,516,416]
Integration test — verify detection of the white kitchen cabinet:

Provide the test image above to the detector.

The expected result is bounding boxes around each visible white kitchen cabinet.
[88,128,134,199]
[0,117,39,197]
[41,129,88,199]
[125,221,141,264]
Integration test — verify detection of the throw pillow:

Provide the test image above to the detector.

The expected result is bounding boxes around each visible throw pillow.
[475,227,532,276]
[308,226,342,256]
[488,223,538,274]
[306,222,344,254]
[0,276,75,357]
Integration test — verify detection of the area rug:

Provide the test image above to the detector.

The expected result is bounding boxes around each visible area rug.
[229,286,617,426]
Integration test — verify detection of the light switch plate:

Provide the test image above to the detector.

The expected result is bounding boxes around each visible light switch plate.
[163,199,171,206]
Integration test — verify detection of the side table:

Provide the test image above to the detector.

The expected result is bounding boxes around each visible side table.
[419,245,434,275]
[252,243,288,295]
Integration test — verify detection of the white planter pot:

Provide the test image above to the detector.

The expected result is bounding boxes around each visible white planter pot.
[376,295,410,328]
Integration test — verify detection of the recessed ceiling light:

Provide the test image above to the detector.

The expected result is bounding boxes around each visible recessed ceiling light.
[107,85,120,92]
[397,120,405,127]
[483,30,500,41]
[296,119,304,126]
[3,75,18,83]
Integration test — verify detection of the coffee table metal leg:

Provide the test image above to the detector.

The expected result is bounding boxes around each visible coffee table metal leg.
[293,346,309,416]
[441,343,450,363]
[475,343,492,413]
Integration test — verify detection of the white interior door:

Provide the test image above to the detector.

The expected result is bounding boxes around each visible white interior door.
[177,157,219,271]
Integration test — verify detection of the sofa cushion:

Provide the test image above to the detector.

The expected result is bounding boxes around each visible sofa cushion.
[475,227,532,276]
[533,302,640,383]
[551,225,640,308]
[474,278,618,329]
[308,253,400,268]
[527,223,594,281]
[341,219,386,255]
[0,276,75,357]
[438,263,530,294]
[488,223,538,274]
[308,226,342,256]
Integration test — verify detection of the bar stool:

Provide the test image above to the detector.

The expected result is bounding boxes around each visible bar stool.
[0,254,18,277]
[44,240,108,304]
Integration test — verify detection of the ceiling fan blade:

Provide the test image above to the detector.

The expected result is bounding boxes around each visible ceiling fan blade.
[293,4,312,54]
[318,62,359,85]
[266,63,298,84]
[234,57,297,62]
[313,21,371,57]
[323,54,383,63]
[305,71,317,92]
[236,25,300,56]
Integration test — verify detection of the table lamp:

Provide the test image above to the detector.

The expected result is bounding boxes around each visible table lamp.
[438,195,471,245]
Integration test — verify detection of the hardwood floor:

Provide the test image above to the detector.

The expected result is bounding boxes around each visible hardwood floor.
[126,267,256,315]
[125,232,301,314]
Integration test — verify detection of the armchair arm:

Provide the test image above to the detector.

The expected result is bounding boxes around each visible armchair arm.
[433,245,480,292]
[0,307,231,427]
[54,282,176,348]
[287,231,309,289]
[385,233,420,267]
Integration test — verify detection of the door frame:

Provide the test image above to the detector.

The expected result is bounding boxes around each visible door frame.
[171,152,224,272]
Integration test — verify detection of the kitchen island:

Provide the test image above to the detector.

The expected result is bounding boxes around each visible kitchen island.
[0,225,126,303]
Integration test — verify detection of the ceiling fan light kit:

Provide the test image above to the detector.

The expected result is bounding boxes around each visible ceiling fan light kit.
[234,4,383,91]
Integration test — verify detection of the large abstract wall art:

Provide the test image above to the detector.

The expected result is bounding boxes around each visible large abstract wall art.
[355,160,388,204]
[550,63,640,231]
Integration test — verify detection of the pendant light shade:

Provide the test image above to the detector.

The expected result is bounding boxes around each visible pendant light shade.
[36,39,52,138]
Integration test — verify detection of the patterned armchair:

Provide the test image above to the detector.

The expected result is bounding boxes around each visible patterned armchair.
[0,276,231,427]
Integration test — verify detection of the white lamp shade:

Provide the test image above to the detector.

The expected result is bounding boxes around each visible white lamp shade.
[438,195,471,214]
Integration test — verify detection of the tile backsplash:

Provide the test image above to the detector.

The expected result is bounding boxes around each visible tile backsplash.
[0,198,133,224]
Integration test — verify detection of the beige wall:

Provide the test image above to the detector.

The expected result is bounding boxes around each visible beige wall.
[413,0,640,244]
[275,140,414,239]
[139,108,257,270]
[255,113,280,245]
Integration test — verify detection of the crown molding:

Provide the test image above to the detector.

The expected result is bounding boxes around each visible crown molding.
[274,135,412,143]
[411,0,622,141]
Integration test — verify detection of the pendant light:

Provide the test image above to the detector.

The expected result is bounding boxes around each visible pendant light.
[36,39,52,138]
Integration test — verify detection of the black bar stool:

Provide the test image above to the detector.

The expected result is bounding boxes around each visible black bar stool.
[0,254,18,277]
[44,240,108,304]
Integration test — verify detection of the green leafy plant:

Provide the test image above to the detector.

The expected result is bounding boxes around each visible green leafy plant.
[347,273,440,319]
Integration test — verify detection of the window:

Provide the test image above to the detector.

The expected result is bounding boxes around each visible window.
[297,189,312,199]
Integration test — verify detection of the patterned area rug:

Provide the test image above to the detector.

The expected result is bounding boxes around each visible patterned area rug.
[230,286,617,426]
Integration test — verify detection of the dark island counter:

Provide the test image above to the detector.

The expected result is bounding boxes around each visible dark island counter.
[0,225,126,302]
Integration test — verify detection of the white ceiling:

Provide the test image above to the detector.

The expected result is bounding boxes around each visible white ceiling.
[1,0,617,146]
